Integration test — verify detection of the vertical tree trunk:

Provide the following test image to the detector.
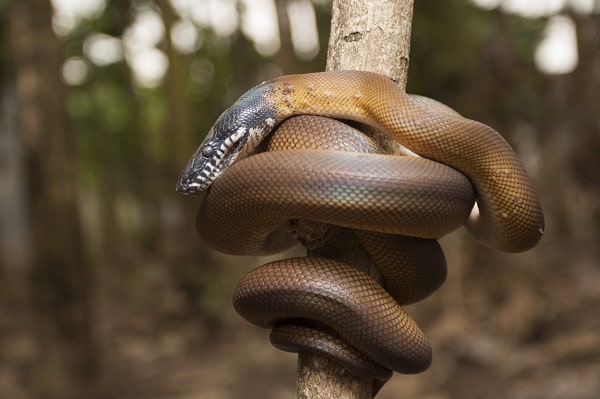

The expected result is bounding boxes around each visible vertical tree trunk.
[296,0,414,398]
[326,0,414,89]
[8,1,96,398]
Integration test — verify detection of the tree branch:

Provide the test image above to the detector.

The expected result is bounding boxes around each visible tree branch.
[296,0,415,398]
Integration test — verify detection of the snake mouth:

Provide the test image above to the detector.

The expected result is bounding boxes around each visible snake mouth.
[175,175,204,195]
[175,154,220,196]
[176,158,227,195]
[176,179,203,195]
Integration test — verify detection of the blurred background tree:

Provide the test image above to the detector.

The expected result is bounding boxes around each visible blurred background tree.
[0,0,598,398]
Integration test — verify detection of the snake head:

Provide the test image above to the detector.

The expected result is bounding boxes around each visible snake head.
[176,82,278,195]
[176,125,248,195]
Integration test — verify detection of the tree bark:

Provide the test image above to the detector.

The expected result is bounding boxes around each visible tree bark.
[326,0,414,90]
[8,1,96,398]
[297,352,373,399]
[296,0,414,398]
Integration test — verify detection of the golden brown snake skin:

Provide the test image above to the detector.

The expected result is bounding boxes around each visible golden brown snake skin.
[178,71,545,392]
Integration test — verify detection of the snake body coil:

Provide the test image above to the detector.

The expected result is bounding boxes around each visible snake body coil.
[177,71,544,392]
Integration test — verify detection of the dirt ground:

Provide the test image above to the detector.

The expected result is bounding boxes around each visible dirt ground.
[1,230,599,399]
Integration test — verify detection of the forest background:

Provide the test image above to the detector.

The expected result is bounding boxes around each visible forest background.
[0,0,598,398]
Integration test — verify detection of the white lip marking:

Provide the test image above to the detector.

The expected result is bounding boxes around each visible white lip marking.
[234,127,247,139]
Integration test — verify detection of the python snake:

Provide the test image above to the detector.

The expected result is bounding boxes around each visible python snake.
[177,71,544,392]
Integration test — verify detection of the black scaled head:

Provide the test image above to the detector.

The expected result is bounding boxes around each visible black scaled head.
[176,80,277,195]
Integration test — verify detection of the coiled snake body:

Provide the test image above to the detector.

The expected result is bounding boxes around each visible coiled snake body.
[177,71,544,391]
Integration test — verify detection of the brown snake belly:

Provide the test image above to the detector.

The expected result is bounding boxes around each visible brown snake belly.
[189,72,545,392]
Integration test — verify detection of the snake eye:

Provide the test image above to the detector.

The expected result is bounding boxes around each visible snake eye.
[201,145,215,158]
